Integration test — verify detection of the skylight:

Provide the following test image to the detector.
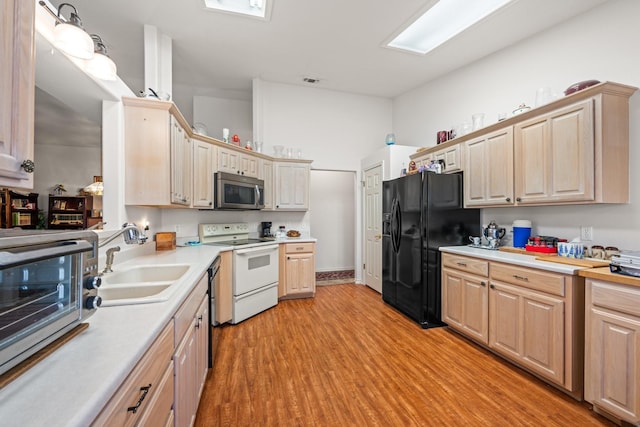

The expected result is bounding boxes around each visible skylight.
[203,0,271,20]
[387,0,514,54]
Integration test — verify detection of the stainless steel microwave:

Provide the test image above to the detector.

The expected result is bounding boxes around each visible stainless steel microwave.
[0,230,101,375]
[214,172,265,210]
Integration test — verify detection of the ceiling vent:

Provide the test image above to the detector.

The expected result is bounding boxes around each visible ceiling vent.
[303,77,320,84]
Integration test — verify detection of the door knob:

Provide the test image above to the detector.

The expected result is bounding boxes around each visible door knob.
[375,234,382,240]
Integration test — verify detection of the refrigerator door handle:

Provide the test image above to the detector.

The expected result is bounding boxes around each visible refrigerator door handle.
[391,197,401,254]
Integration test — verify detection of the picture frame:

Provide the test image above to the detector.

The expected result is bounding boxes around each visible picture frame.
[59,201,67,210]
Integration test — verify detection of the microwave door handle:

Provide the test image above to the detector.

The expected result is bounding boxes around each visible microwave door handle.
[0,240,94,269]
[255,185,261,208]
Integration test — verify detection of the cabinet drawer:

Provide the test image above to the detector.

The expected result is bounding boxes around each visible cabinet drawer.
[442,254,488,277]
[491,263,565,297]
[92,322,174,427]
[175,273,208,343]
[589,279,640,318]
[285,242,314,254]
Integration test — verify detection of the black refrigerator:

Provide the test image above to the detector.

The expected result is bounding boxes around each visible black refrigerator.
[382,171,480,328]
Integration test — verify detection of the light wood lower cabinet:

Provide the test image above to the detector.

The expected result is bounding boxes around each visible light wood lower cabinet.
[441,255,489,344]
[174,273,210,427]
[585,278,640,424]
[92,322,175,427]
[441,253,584,399]
[93,270,211,427]
[279,242,316,299]
[215,250,233,325]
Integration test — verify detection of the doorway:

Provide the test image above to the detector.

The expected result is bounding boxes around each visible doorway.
[310,170,356,284]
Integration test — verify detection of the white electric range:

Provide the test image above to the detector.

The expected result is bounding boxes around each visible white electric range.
[199,223,279,324]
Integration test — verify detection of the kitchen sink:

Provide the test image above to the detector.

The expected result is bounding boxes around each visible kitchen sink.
[102,264,190,285]
[98,264,191,306]
[99,284,171,303]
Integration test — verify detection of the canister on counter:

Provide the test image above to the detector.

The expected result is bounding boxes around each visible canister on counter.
[512,220,531,248]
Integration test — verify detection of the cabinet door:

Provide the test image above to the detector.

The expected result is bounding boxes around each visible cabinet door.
[434,144,462,173]
[239,153,259,178]
[195,295,209,400]
[514,100,594,204]
[170,116,192,206]
[489,281,564,384]
[174,318,197,427]
[285,252,315,295]
[464,128,513,207]
[0,0,35,189]
[217,146,240,174]
[260,160,274,210]
[275,163,310,210]
[192,140,214,208]
[587,308,640,422]
[441,267,489,344]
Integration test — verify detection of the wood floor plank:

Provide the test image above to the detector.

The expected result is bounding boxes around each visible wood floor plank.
[196,284,614,426]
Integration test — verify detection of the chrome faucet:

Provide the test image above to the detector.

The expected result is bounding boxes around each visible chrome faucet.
[102,246,121,274]
[98,223,148,248]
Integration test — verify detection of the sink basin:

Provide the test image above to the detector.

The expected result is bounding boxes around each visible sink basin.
[98,264,191,307]
[99,284,171,302]
[102,264,190,285]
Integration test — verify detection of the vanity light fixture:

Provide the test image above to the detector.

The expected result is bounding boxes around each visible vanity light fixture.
[86,35,118,81]
[386,0,514,54]
[51,2,95,59]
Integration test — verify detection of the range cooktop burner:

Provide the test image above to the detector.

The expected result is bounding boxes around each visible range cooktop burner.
[210,238,266,246]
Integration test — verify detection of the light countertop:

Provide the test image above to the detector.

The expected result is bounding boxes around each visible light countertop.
[579,266,640,288]
[439,246,588,275]
[0,244,222,427]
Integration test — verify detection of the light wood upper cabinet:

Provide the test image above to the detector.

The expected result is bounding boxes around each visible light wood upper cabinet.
[123,98,193,207]
[170,116,192,206]
[434,144,462,173]
[464,127,514,207]
[0,0,35,189]
[217,146,259,178]
[192,139,214,208]
[514,100,594,204]
[274,162,310,211]
[260,159,274,210]
[585,278,640,424]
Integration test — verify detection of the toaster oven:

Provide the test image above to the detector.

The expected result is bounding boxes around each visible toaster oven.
[0,230,101,375]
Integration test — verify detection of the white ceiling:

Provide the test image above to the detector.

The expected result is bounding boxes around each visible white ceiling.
[47,0,609,99]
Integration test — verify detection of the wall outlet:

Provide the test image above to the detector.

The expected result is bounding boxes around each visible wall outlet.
[580,226,593,241]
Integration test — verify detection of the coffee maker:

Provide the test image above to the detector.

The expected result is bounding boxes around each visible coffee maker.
[260,221,273,238]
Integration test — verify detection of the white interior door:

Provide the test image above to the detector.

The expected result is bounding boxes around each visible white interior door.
[364,164,382,293]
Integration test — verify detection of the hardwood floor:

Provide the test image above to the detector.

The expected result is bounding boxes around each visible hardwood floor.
[196,284,614,426]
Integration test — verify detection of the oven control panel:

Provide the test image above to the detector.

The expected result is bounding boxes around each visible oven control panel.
[199,223,250,243]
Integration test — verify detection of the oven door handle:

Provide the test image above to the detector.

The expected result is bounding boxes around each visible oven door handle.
[234,245,278,256]
[0,240,94,269]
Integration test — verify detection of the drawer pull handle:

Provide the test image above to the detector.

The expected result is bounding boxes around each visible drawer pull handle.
[513,275,529,282]
[127,384,152,414]
[490,284,495,289]
[296,247,304,251]
[456,262,467,267]
[195,314,203,328]
[480,281,486,287]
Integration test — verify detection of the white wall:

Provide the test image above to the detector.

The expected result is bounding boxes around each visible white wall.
[193,96,253,143]
[393,0,640,252]
[310,170,356,272]
[256,80,393,170]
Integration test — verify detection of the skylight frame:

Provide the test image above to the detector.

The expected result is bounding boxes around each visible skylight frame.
[203,0,273,21]
[385,0,515,55]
